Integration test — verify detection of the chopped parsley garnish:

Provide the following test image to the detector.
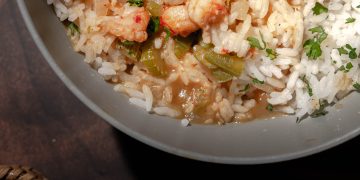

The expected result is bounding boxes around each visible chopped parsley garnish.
[239,84,250,92]
[337,47,348,56]
[147,16,160,34]
[300,75,313,97]
[349,49,357,59]
[346,17,356,24]
[265,48,277,60]
[266,104,273,111]
[116,40,141,61]
[312,2,328,15]
[252,78,265,84]
[68,22,80,36]
[164,27,171,41]
[303,26,328,60]
[353,82,360,90]
[357,5,360,8]
[247,33,277,60]
[310,100,329,118]
[338,44,357,59]
[346,44,357,59]
[339,62,353,73]
[127,0,143,7]
[247,36,265,50]
[304,39,321,59]
[309,26,328,42]
[345,63,351,71]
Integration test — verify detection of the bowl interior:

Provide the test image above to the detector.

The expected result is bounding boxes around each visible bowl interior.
[17,0,360,164]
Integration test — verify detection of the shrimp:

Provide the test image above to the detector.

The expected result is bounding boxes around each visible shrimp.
[161,0,227,37]
[187,0,227,28]
[161,5,200,37]
[103,4,150,42]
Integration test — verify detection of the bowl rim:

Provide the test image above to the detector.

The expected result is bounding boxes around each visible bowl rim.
[16,0,360,164]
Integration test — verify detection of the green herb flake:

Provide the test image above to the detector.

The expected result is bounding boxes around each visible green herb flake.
[337,47,348,55]
[301,75,313,97]
[353,82,360,90]
[339,62,354,73]
[164,27,171,41]
[239,84,250,93]
[339,65,346,71]
[247,33,277,60]
[116,40,141,61]
[252,78,265,85]
[247,37,265,50]
[304,39,322,60]
[310,100,329,118]
[127,0,143,7]
[266,104,273,112]
[303,26,328,60]
[347,44,357,59]
[312,2,328,15]
[68,22,80,36]
[346,17,356,24]
[338,44,358,59]
[346,62,354,69]
[147,16,160,34]
[266,48,277,60]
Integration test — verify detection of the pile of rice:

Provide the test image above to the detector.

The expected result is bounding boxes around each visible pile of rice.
[47,0,360,126]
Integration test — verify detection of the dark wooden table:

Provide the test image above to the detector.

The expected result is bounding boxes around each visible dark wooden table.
[1,0,360,179]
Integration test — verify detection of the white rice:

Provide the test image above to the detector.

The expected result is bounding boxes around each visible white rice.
[142,85,153,112]
[153,107,181,118]
[181,119,190,127]
[129,98,147,110]
[49,0,360,125]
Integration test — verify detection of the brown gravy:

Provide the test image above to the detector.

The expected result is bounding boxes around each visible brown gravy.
[234,91,282,123]
[164,78,282,125]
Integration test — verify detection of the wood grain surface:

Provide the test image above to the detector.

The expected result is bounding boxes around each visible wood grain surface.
[1,0,360,179]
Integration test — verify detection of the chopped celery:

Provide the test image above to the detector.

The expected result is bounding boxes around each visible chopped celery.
[174,36,193,59]
[199,41,213,49]
[193,45,217,69]
[140,40,168,77]
[194,43,244,77]
[191,87,211,113]
[212,69,233,83]
[204,51,244,76]
[145,0,162,17]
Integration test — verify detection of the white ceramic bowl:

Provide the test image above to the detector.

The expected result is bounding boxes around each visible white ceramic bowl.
[17,0,360,164]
